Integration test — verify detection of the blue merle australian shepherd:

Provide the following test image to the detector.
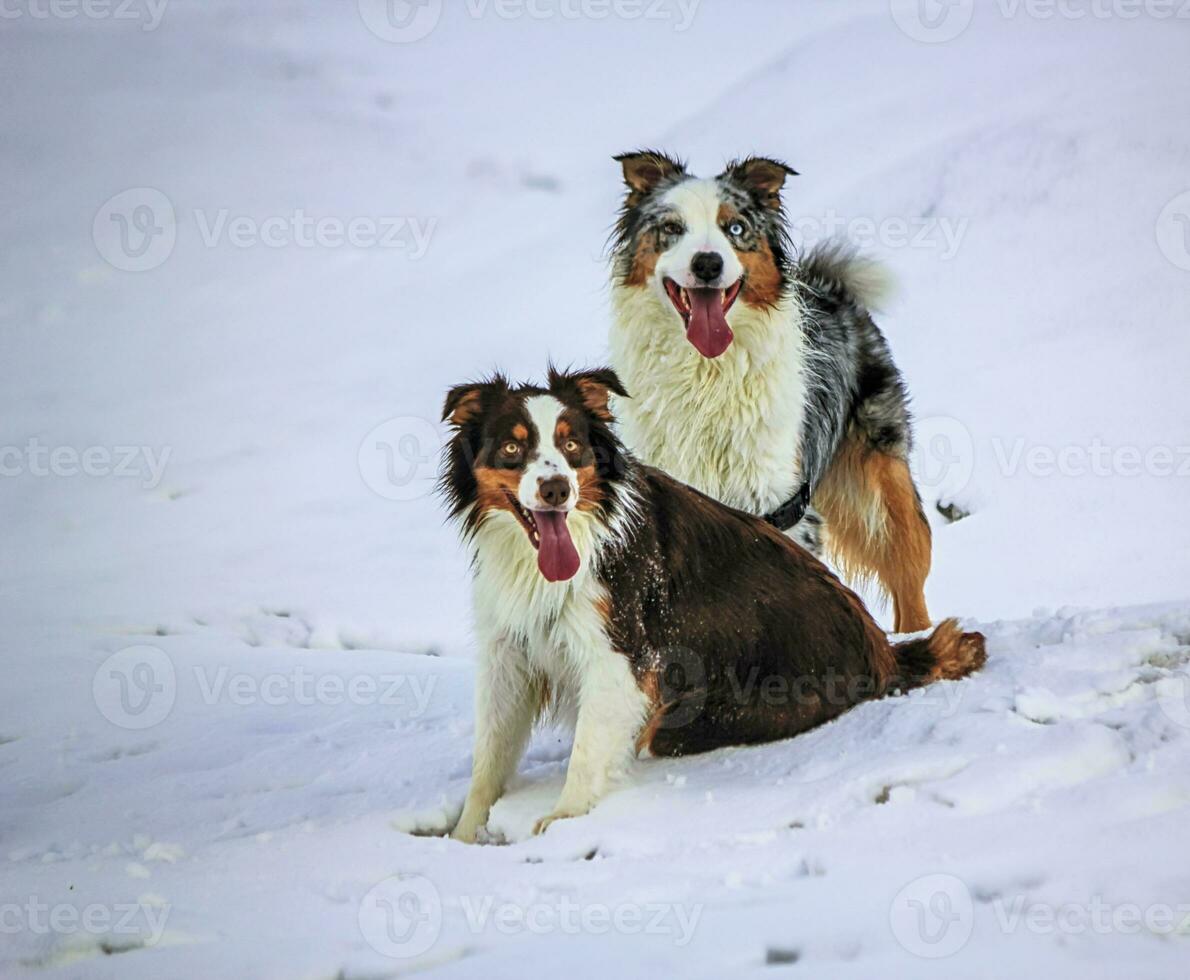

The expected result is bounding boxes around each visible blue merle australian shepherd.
[442,368,984,840]
[609,151,934,633]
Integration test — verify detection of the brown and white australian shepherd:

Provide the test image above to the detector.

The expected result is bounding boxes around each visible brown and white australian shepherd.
[608,151,935,633]
[442,367,985,842]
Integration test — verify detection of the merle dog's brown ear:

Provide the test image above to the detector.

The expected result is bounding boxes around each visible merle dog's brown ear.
[549,366,628,422]
[615,150,686,207]
[720,156,798,210]
[441,375,507,426]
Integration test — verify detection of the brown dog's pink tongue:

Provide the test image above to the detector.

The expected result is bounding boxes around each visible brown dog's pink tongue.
[686,288,733,358]
[536,511,580,582]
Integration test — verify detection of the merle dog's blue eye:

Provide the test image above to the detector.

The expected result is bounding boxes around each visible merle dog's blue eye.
[729,221,747,237]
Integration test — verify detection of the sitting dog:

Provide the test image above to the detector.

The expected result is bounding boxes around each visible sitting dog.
[441,367,985,842]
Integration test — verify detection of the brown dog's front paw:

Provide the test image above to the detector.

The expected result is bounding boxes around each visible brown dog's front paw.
[532,806,588,836]
[450,820,482,844]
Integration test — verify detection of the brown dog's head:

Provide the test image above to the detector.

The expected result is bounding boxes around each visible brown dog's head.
[440,367,629,583]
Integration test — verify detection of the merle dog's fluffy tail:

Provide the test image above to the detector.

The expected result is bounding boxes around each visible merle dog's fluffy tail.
[798,241,896,312]
[891,619,986,690]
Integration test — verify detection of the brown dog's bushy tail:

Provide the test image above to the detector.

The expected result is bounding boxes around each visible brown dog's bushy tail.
[890,619,986,690]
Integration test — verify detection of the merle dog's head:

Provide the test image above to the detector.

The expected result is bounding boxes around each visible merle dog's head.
[440,367,630,583]
[610,150,797,358]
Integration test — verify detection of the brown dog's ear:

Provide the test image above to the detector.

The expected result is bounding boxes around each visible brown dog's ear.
[720,156,798,210]
[549,366,628,422]
[614,150,687,207]
[441,375,508,426]
[574,369,628,421]
[442,386,482,426]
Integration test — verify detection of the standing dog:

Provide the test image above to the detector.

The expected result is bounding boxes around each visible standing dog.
[609,151,933,632]
[442,367,984,841]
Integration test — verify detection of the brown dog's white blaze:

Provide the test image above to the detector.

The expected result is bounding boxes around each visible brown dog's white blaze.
[520,397,584,583]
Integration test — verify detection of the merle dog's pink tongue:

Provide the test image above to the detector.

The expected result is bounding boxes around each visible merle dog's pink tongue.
[536,511,580,582]
[686,288,733,358]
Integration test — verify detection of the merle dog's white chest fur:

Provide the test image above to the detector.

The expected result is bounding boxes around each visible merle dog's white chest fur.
[609,287,807,516]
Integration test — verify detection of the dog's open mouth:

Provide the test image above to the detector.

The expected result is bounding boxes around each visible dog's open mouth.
[663,278,742,359]
[505,491,581,583]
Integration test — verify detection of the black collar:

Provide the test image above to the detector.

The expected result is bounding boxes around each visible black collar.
[764,482,811,531]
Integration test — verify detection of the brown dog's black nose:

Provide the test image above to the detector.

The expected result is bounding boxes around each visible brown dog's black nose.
[538,476,570,508]
[691,252,724,283]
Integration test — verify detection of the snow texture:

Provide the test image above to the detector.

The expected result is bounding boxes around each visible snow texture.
[2,1,1189,977]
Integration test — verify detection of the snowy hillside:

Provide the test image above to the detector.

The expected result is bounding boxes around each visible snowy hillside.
[2,1,1190,977]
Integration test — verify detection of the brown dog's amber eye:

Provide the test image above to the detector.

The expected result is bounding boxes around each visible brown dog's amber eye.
[563,439,581,455]
[501,442,521,457]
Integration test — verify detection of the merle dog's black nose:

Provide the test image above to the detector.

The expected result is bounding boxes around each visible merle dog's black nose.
[691,252,724,283]
[538,476,570,508]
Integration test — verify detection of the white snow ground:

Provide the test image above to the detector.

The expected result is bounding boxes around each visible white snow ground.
[2,1,1190,977]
